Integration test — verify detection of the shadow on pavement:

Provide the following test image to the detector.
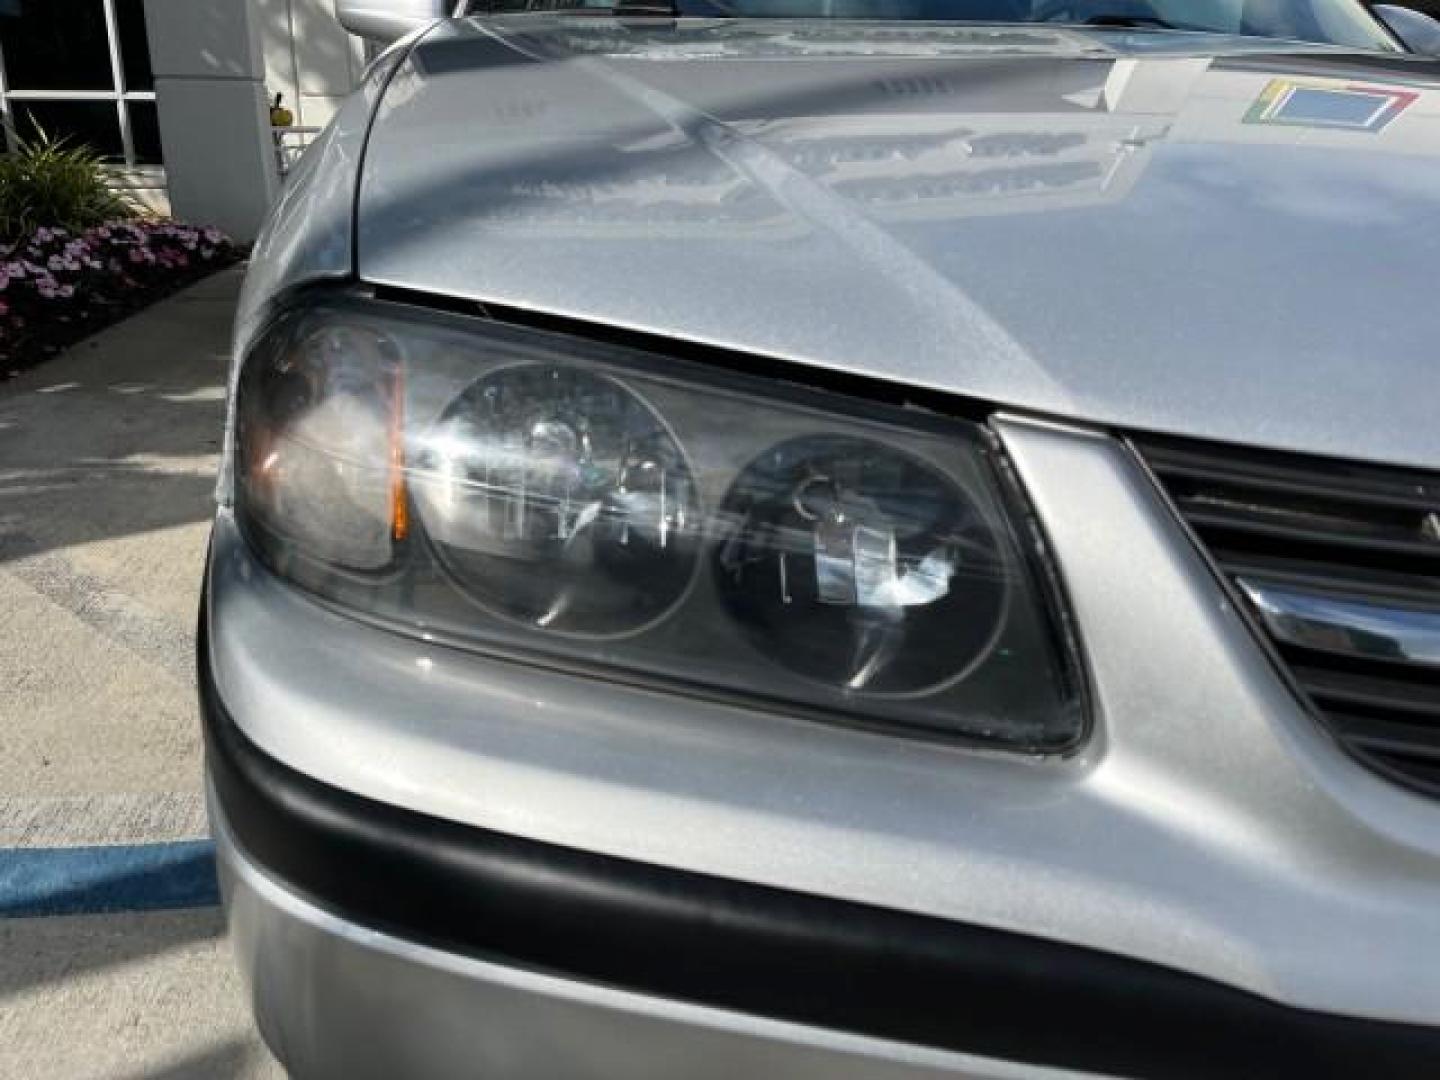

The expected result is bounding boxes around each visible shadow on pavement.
[0,907,224,1002]
[0,271,237,567]
[118,1037,263,1080]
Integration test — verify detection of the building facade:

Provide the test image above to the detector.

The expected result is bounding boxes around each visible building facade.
[0,0,367,239]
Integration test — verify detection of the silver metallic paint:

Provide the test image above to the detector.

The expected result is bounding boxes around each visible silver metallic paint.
[357,19,1440,470]
[335,0,451,43]
[207,416,1440,1026]
[215,801,1103,1080]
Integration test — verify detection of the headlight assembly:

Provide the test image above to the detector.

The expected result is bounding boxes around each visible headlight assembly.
[234,296,1084,750]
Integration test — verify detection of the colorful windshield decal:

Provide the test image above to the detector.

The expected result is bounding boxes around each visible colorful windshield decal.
[1245,78,1418,132]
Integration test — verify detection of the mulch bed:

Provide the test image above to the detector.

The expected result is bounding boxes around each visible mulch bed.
[0,221,241,381]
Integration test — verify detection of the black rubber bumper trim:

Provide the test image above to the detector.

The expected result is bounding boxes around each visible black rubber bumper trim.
[202,633,1440,1079]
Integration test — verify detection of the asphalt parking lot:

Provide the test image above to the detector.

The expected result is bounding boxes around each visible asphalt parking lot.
[0,266,283,1078]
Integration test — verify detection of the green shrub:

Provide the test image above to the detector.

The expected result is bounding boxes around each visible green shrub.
[0,125,136,245]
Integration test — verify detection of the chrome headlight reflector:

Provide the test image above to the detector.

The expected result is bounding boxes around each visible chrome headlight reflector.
[235,298,1083,750]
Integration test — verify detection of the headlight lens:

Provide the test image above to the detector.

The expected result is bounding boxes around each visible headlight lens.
[237,323,402,571]
[716,435,1005,694]
[235,298,1084,750]
[411,365,700,635]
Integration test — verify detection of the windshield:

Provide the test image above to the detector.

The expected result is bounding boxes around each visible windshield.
[475,0,1399,51]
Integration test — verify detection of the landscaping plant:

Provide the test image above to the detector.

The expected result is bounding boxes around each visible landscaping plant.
[0,126,136,243]
[0,220,236,373]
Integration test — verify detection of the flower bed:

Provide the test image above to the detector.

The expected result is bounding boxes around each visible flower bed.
[0,220,239,378]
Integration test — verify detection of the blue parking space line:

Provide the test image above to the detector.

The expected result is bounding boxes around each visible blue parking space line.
[0,840,220,918]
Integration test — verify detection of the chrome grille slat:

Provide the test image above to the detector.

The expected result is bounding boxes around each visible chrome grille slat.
[1136,435,1440,798]
[1237,577,1440,667]
[1206,554,1440,606]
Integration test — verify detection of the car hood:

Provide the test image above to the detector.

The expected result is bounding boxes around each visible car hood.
[359,19,1440,469]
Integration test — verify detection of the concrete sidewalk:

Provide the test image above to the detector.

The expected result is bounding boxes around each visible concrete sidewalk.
[0,266,283,1078]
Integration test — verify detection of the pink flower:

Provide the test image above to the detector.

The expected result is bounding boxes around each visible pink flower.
[57,284,75,299]
[33,227,53,243]
[37,281,57,299]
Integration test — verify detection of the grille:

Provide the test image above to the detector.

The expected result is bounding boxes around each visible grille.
[1135,435,1440,797]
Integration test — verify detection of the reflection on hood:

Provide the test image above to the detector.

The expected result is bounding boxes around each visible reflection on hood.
[359,20,1440,470]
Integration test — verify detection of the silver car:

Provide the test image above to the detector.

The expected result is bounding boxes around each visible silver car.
[204,0,1440,1076]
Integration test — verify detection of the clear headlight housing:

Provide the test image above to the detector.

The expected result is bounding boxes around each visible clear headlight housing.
[234,297,1084,750]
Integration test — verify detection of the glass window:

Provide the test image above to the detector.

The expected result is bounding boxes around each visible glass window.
[494,0,1398,49]
[0,1,164,168]
[115,0,154,91]
[0,0,112,91]
[129,100,162,165]
[12,100,124,160]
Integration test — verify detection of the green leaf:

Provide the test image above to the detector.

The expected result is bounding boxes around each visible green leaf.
[0,121,138,243]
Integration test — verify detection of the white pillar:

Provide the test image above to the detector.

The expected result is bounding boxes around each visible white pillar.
[257,0,371,132]
[143,0,281,243]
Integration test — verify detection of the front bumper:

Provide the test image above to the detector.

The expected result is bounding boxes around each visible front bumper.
[205,653,1440,1080]
[208,640,1102,1080]
[213,804,1060,1080]
[212,767,1074,1080]
[206,628,1440,1076]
